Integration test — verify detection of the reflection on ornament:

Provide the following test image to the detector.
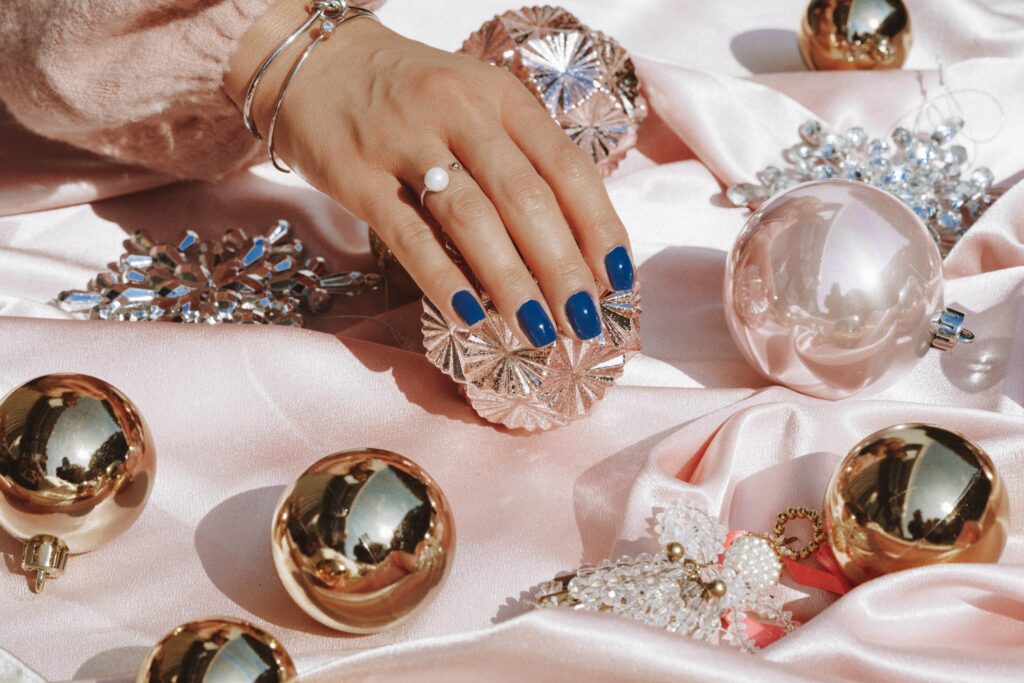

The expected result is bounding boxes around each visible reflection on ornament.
[423,287,641,431]
[798,0,912,71]
[723,179,974,400]
[138,617,296,683]
[460,5,647,176]
[0,374,155,592]
[534,502,794,652]
[825,423,1008,586]
[57,221,381,326]
[271,449,454,633]
[725,119,1002,255]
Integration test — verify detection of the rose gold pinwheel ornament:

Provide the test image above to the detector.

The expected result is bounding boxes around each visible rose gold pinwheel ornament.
[460,5,647,176]
[422,287,642,432]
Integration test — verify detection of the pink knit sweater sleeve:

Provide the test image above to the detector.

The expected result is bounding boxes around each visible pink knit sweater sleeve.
[0,1,382,179]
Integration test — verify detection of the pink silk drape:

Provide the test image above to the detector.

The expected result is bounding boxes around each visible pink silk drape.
[1,1,1023,681]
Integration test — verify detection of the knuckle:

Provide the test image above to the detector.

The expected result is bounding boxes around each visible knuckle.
[424,262,458,291]
[553,147,596,185]
[444,185,492,224]
[509,178,554,215]
[549,257,589,283]
[390,222,436,257]
[419,68,463,96]
[491,261,528,293]
[586,215,627,241]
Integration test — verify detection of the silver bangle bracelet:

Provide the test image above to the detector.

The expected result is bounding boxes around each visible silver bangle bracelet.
[267,6,378,172]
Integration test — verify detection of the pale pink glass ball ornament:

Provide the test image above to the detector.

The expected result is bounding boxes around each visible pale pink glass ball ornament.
[723,180,974,400]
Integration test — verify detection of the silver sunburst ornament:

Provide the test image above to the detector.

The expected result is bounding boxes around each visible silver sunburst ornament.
[726,118,1002,255]
[56,221,379,325]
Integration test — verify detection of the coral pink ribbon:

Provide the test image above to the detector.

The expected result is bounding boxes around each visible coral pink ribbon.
[783,544,851,595]
[720,530,850,647]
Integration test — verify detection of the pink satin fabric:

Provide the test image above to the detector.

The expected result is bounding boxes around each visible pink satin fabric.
[1,1,1023,682]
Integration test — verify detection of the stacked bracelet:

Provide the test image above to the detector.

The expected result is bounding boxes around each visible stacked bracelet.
[242,0,379,172]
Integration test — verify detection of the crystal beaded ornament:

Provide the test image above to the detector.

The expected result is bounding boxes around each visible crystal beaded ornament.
[726,118,1001,255]
[422,287,642,431]
[57,221,380,326]
[460,6,647,176]
[534,502,798,651]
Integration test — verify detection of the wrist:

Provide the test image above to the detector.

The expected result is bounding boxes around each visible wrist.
[224,0,309,133]
[224,0,387,139]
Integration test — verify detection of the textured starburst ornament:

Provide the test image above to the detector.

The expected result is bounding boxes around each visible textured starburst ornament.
[421,287,641,431]
[726,119,1002,255]
[463,383,563,432]
[534,502,796,652]
[540,337,626,419]
[460,6,647,176]
[56,221,380,325]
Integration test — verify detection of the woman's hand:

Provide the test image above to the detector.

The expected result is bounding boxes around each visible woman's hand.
[224,1,635,347]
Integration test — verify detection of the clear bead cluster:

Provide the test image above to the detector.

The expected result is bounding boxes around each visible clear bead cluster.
[722,535,783,596]
[654,500,727,564]
[534,502,794,652]
[56,221,380,325]
[726,118,1001,255]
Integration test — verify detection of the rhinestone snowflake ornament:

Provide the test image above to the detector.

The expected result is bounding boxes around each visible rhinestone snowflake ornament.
[421,287,642,431]
[57,221,380,325]
[726,118,1001,255]
[460,6,647,176]
[534,502,794,651]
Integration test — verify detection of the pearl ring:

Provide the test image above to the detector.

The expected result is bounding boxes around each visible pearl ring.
[419,161,463,204]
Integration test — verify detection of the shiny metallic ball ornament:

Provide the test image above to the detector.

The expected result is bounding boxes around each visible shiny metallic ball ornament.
[825,424,1008,586]
[724,180,973,400]
[798,0,912,71]
[0,374,155,592]
[138,618,296,683]
[271,448,455,633]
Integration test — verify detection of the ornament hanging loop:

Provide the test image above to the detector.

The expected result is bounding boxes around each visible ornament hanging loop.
[21,534,69,593]
[931,306,975,351]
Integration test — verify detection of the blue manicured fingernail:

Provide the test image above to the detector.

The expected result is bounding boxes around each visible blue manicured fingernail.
[565,290,602,340]
[516,300,557,348]
[451,290,485,327]
[605,246,635,291]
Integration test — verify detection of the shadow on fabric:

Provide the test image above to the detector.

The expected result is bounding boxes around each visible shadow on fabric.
[729,29,806,74]
[335,334,484,427]
[73,646,150,682]
[638,245,768,389]
[193,484,340,636]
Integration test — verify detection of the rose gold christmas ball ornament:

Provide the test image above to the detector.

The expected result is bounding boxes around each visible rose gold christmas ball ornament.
[724,180,973,400]
[0,374,155,592]
[825,424,1008,586]
[138,618,296,683]
[460,5,647,176]
[799,0,912,71]
[272,449,454,633]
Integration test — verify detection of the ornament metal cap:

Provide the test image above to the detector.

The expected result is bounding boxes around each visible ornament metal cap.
[21,534,69,593]
[931,306,975,351]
